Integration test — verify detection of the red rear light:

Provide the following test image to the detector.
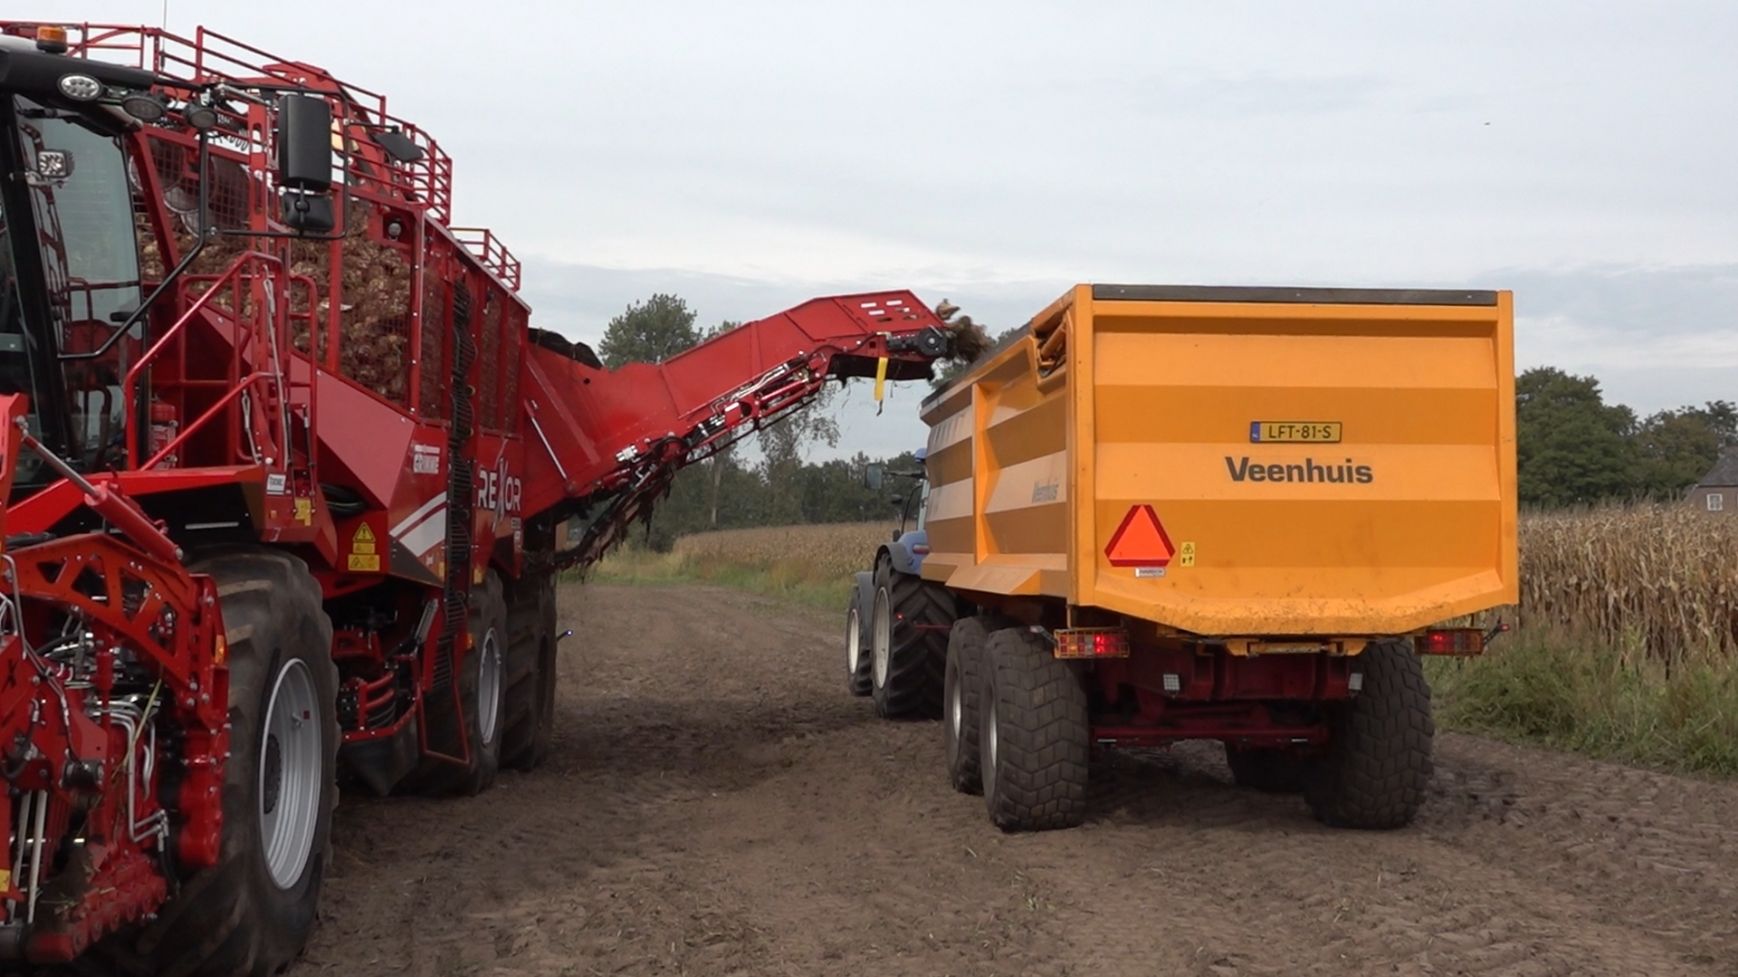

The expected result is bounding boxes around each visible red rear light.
[1420,628,1484,656]
[1054,628,1130,659]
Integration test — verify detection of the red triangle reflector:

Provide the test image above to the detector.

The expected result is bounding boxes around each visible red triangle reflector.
[1105,504,1175,567]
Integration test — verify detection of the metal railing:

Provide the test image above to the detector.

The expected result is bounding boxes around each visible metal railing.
[122,252,294,472]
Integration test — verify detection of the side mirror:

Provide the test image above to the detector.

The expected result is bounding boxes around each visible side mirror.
[864,463,884,491]
[276,94,335,235]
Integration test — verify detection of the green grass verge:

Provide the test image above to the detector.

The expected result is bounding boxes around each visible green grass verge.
[588,547,849,611]
[1427,631,1738,778]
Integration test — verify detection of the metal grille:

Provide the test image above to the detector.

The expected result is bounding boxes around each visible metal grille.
[144,137,253,275]
[337,200,411,405]
[288,238,331,361]
[499,305,523,428]
[477,292,501,430]
[418,247,448,420]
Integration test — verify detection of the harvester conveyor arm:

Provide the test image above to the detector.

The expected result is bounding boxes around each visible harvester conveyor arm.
[519,290,957,566]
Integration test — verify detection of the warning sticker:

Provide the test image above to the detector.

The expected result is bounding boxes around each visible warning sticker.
[1179,541,1197,567]
[294,497,313,525]
[1105,504,1176,568]
[349,524,380,573]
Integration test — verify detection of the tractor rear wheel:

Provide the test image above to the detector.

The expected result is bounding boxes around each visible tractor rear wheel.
[844,574,874,696]
[944,615,1000,794]
[1303,639,1434,829]
[96,548,338,977]
[870,567,951,718]
[979,627,1089,831]
[414,571,507,795]
[502,571,558,771]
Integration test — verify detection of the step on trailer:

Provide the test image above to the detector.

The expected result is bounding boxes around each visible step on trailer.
[849,283,1517,831]
[0,21,963,973]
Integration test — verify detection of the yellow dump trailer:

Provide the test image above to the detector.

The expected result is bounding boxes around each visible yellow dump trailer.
[852,284,1515,832]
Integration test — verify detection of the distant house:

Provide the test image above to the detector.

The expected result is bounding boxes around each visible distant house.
[1691,448,1738,514]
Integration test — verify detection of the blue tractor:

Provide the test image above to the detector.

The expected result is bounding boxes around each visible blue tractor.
[844,448,956,717]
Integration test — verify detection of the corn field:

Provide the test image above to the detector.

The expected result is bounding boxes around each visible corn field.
[1520,505,1738,661]
[672,521,892,581]
[665,505,1738,661]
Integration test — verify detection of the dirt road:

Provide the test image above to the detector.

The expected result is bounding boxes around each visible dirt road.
[291,584,1738,977]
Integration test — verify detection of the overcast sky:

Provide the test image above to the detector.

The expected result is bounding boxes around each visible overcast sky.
[56,0,1738,459]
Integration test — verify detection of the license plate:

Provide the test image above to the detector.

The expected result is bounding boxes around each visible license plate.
[1250,421,1342,444]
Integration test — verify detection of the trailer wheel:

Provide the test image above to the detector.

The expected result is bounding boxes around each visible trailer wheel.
[870,568,951,718]
[1304,639,1434,829]
[943,615,1000,794]
[1226,746,1306,793]
[502,571,558,771]
[843,575,873,696]
[415,571,507,794]
[97,549,338,977]
[979,627,1089,831]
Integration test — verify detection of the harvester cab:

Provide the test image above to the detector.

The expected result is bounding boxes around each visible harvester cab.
[0,26,340,498]
[0,29,162,487]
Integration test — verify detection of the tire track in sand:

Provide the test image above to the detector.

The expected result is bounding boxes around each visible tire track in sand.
[292,585,1738,977]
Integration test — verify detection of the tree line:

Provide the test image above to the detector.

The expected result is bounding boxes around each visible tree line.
[1517,368,1734,508]
[592,293,1732,546]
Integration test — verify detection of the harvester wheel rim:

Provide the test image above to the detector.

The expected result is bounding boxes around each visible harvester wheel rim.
[871,586,892,688]
[260,658,322,890]
[985,693,999,773]
[478,627,504,748]
[846,605,863,674]
[949,668,964,739]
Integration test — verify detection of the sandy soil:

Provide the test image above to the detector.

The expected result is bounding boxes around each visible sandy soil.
[288,584,1738,977]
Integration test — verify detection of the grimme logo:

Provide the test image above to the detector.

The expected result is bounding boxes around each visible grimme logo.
[1225,456,1374,484]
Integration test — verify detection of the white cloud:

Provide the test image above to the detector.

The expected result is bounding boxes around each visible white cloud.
[57,0,1738,457]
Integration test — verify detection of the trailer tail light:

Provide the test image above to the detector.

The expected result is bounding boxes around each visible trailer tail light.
[1420,628,1484,656]
[1054,627,1129,659]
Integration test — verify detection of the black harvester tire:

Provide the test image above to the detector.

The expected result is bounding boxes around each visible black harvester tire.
[414,570,507,795]
[1226,747,1307,793]
[93,548,339,977]
[979,626,1089,832]
[843,574,873,697]
[501,571,559,771]
[1303,639,1434,829]
[870,566,952,719]
[943,615,1000,794]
